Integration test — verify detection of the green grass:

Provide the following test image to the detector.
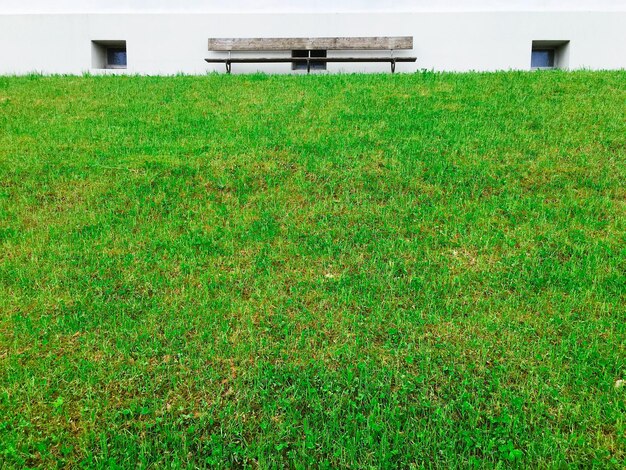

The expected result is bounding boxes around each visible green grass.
[0,71,625,468]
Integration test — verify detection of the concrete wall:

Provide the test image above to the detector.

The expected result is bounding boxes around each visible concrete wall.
[4,0,626,14]
[0,11,625,75]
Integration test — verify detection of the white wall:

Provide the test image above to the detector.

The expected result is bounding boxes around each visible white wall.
[0,11,625,75]
[3,0,626,13]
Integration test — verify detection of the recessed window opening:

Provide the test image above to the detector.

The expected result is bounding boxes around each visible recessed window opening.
[292,50,327,71]
[531,40,570,70]
[91,40,127,70]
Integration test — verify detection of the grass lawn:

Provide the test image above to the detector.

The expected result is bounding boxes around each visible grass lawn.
[0,71,625,468]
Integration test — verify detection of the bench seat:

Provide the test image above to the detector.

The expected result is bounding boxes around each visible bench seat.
[206,37,417,74]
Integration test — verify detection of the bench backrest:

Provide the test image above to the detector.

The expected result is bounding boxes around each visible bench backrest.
[208,37,413,51]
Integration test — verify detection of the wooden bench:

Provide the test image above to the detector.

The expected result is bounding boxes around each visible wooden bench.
[205,37,417,74]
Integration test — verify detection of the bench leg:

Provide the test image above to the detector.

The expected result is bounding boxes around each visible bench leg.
[391,59,396,74]
[226,60,232,74]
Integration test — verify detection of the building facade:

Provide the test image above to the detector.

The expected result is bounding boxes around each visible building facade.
[1,0,625,75]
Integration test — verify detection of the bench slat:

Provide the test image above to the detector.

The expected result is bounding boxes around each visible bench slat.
[208,37,413,51]
[205,57,417,63]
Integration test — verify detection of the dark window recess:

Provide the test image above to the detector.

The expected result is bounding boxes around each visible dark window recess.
[531,49,555,69]
[292,50,327,70]
[107,47,127,68]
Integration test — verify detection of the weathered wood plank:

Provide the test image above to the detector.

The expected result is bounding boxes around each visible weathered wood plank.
[204,57,417,63]
[208,37,413,51]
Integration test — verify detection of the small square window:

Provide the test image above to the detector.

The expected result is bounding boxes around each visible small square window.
[531,49,555,69]
[91,40,127,70]
[531,40,570,70]
[292,50,327,71]
[106,47,127,68]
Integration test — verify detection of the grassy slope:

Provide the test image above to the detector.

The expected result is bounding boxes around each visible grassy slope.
[0,71,624,468]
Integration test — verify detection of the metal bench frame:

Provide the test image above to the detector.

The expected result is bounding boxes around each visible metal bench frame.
[205,37,417,74]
